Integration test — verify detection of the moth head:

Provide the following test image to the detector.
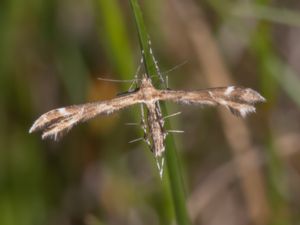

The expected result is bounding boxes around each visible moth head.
[140,74,155,90]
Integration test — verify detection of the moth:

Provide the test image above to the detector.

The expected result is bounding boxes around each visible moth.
[29,75,265,158]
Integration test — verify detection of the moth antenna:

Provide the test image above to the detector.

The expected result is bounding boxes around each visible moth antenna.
[148,60,189,88]
[148,39,166,87]
[166,75,169,89]
[161,60,188,75]
[128,56,144,91]
[134,56,144,78]
[97,77,140,83]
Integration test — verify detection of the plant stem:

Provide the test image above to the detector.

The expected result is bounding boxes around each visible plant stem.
[129,1,191,224]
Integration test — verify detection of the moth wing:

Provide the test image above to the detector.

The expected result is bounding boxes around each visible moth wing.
[161,86,265,117]
[29,93,140,140]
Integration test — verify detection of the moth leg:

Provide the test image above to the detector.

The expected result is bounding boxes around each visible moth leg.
[124,122,140,126]
[140,103,148,133]
[128,137,144,144]
[154,101,164,127]
[167,130,184,134]
[155,156,165,179]
[163,111,182,120]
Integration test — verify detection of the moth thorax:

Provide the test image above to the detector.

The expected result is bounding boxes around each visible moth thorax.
[140,77,154,89]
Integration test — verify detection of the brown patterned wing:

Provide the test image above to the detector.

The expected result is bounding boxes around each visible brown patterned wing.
[29,93,141,141]
[159,86,265,117]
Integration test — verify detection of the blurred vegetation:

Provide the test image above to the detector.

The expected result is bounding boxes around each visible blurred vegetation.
[1,0,300,225]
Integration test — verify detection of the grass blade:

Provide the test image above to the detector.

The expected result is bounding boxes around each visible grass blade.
[129,1,191,224]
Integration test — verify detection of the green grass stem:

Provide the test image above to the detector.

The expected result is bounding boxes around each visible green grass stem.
[129,1,191,224]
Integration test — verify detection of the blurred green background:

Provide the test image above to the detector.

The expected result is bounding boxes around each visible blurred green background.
[1,0,300,224]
